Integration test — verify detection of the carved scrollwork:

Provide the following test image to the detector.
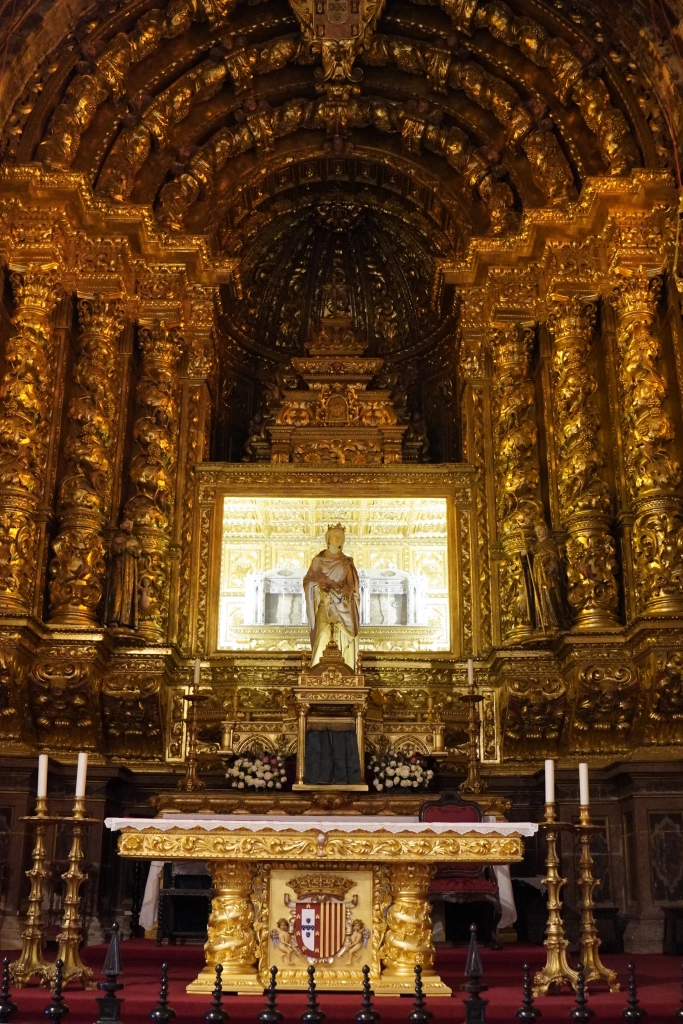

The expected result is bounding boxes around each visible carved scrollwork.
[29,661,98,749]
[504,678,566,756]
[645,652,683,746]
[572,664,638,752]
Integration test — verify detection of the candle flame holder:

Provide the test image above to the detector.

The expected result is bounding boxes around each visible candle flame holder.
[10,797,59,988]
[533,801,578,997]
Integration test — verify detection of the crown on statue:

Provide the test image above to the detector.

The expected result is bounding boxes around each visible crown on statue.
[287,873,356,899]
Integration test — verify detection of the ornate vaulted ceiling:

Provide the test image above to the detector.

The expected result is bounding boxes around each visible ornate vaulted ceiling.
[0,0,676,238]
[0,0,679,413]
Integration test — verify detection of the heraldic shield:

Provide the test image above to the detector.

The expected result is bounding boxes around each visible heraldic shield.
[284,873,359,964]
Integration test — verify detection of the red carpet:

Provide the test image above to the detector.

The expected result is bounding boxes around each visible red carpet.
[3,940,681,1023]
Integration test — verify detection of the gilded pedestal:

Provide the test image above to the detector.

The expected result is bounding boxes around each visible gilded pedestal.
[187,861,261,994]
[377,863,450,997]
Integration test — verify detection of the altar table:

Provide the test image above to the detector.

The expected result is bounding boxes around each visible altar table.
[107,814,537,997]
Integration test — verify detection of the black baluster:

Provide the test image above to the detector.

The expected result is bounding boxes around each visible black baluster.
[461,924,488,1024]
[568,963,594,1022]
[621,963,646,1022]
[676,964,683,1019]
[407,966,432,1024]
[44,960,69,1024]
[150,963,176,1024]
[205,964,229,1024]
[0,957,17,1023]
[258,966,283,1024]
[355,965,380,1024]
[300,965,326,1024]
[94,923,124,1024]
[515,962,540,1022]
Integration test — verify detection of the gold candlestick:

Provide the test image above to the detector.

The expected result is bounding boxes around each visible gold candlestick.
[178,691,209,791]
[576,805,620,992]
[10,796,58,987]
[49,795,98,989]
[533,801,578,997]
[458,676,485,795]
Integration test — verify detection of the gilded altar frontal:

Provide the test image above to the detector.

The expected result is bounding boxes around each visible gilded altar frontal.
[5,0,683,950]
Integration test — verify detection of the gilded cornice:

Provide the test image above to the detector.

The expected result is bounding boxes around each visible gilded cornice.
[0,166,238,288]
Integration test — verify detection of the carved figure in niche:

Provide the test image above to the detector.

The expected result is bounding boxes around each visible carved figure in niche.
[403,411,430,462]
[303,523,360,670]
[105,520,140,631]
[531,522,568,632]
[242,412,270,462]
[515,538,536,630]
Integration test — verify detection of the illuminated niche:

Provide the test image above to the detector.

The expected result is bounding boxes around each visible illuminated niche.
[217,496,450,653]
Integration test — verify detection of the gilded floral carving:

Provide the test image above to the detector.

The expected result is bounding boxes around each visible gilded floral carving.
[49,297,125,624]
[491,323,544,643]
[124,320,182,641]
[547,296,619,628]
[611,270,683,614]
[0,266,60,612]
[572,664,638,752]
[505,678,566,754]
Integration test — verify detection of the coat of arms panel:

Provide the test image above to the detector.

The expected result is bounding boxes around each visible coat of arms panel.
[266,867,374,986]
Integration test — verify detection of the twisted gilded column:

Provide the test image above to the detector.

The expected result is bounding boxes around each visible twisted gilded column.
[188,861,260,993]
[491,322,544,644]
[611,270,683,615]
[124,319,181,642]
[548,296,619,629]
[48,296,125,624]
[0,265,60,614]
[379,862,450,995]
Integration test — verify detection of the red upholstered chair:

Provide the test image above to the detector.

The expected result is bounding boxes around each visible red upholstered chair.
[420,790,502,949]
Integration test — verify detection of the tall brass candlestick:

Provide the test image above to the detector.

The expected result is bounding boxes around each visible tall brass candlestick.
[179,691,209,791]
[533,802,578,997]
[50,795,98,989]
[10,796,58,987]
[576,805,619,992]
[458,669,485,795]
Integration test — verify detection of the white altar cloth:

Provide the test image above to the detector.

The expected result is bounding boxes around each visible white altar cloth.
[106,813,538,836]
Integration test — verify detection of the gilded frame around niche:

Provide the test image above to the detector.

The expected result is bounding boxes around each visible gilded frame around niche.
[191,463,477,661]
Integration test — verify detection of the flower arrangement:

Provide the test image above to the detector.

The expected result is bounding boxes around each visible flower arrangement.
[368,752,434,792]
[226,751,287,790]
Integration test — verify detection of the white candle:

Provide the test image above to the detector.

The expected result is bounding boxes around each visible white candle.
[75,752,88,798]
[579,762,590,807]
[193,657,200,687]
[544,759,555,804]
[37,754,48,799]
[467,658,474,687]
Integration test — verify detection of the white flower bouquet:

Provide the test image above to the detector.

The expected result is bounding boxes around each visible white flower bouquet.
[226,751,287,790]
[368,752,434,792]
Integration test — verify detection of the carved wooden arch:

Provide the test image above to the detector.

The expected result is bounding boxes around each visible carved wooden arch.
[0,0,675,246]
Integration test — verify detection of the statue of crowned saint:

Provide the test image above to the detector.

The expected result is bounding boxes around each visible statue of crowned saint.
[303,523,360,671]
[298,523,366,788]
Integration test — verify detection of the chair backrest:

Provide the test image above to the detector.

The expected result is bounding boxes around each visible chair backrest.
[419,790,483,824]
[420,791,485,880]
